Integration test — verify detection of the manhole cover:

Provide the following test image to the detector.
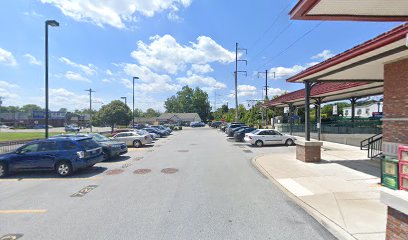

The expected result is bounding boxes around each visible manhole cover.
[243,150,252,153]
[161,168,179,174]
[133,169,152,174]
[178,150,189,152]
[105,169,124,175]
[0,234,23,240]
[133,157,144,161]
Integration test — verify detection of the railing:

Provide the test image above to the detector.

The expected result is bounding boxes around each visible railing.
[360,133,383,158]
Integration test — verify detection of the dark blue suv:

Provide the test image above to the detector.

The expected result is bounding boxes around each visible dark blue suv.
[0,137,103,177]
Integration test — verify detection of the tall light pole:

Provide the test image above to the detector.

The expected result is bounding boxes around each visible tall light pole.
[132,77,139,128]
[85,88,95,132]
[45,19,59,139]
[121,97,127,105]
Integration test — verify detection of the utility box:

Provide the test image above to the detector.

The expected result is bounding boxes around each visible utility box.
[381,155,399,190]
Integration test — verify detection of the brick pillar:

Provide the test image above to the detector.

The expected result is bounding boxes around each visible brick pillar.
[383,58,408,156]
[386,207,408,240]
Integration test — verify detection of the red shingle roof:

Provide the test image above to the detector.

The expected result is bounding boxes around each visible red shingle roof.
[265,82,370,107]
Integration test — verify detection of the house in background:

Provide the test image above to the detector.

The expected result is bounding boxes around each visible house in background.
[134,117,158,125]
[343,102,383,118]
[157,113,201,125]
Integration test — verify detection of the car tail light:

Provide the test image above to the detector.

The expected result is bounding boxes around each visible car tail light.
[77,151,85,158]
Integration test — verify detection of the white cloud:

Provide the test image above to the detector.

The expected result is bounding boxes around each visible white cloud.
[122,63,180,92]
[102,79,111,83]
[270,65,307,79]
[267,87,286,96]
[64,71,91,83]
[48,88,103,110]
[0,81,20,99]
[228,84,258,98]
[131,34,234,74]
[177,74,226,89]
[0,48,17,66]
[189,64,213,75]
[23,10,44,18]
[40,0,192,29]
[311,50,334,61]
[59,57,97,75]
[106,69,113,76]
[24,54,41,66]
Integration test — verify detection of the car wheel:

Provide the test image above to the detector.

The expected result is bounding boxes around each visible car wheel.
[102,150,110,161]
[286,139,294,146]
[133,140,142,148]
[255,140,264,147]
[0,163,8,177]
[56,161,72,177]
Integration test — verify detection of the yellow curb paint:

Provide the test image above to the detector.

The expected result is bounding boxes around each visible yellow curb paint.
[0,209,47,214]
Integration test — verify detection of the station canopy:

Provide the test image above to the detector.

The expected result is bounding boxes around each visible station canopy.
[289,0,408,21]
[264,81,382,108]
[287,23,408,83]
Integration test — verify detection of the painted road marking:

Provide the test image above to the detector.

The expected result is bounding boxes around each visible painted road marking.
[0,234,23,240]
[0,209,47,214]
[0,177,102,182]
[71,185,98,197]
[277,178,314,197]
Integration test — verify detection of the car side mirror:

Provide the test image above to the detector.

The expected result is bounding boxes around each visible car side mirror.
[15,149,22,154]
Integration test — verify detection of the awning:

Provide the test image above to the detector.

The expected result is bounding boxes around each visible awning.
[287,23,408,83]
[289,0,408,22]
[264,82,383,108]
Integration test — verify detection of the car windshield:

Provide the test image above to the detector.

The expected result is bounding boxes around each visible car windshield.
[91,134,109,142]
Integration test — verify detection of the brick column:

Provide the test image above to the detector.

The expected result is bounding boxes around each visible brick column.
[383,58,408,156]
[386,207,408,240]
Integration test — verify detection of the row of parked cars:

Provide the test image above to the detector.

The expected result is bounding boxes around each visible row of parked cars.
[215,122,296,147]
[0,125,173,178]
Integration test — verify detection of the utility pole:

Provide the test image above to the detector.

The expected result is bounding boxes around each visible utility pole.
[121,96,127,105]
[0,96,3,125]
[258,71,275,126]
[85,88,95,132]
[234,42,248,122]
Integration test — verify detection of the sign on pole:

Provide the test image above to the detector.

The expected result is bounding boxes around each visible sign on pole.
[333,105,338,115]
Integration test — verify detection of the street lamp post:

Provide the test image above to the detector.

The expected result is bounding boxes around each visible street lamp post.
[132,77,139,128]
[45,20,59,139]
[121,97,127,105]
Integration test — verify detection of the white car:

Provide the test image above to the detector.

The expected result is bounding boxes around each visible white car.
[244,129,296,147]
[136,129,158,140]
[111,131,152,148]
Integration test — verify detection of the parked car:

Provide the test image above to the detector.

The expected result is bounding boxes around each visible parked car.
[110,128,133,137]
[151,125,172,134]
[0,124,10,129]
[227,126,249,137]
[132,124,146,129]
[234,127,257,142]
[190,122,205,127]
[33,125,53,129]
[211,121,222,128]
[0,137,103,177]
[52,133,128,161]
[65,124,80,132]
[135,129,158,140]
[144,127,166,138]
[225,123,246,135]
[111,131,152,148]
[244,129,296,147]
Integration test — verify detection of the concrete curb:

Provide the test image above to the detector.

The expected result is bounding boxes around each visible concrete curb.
[251,155,357,240]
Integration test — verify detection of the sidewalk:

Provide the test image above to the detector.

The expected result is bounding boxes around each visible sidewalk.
[253,140,387,240]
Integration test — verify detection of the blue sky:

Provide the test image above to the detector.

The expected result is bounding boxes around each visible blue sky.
[0,0,402,112]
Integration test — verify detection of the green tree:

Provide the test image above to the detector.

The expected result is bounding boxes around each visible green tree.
[164,85,211,121]
[145,108,160,118]
[93,100,132,132]
[21,104,43,113]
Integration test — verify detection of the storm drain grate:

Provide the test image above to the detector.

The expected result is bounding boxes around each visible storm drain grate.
[243,150,253,153]
[122,163,132,168]
[133,169,152,174]
[105,169,124,175]
[0,234,24,240]
[133,157,144,161]
[71,185,98,197]
[178,150,189,152]
[161,168,178,174]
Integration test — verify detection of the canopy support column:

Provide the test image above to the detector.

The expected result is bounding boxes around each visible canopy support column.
[314,97,323,141]
[304,81,311,141]
[289,103,294,135]
[350,97,358,128]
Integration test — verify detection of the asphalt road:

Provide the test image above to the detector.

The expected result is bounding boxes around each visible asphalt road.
[0,127,335,240]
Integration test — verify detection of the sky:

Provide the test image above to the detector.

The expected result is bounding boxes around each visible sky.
[0,0,402,112]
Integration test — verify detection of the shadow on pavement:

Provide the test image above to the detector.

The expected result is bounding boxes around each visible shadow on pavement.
[100,155,131,163]
[3,166,108,179]
[319,159,381,178]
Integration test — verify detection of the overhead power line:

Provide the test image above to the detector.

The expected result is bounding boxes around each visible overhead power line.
[257,21,324,70]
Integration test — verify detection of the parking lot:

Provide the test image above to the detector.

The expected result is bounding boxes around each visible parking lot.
[0,127,333,240]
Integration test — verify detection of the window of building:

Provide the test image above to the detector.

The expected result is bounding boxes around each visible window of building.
[357,109,362,115]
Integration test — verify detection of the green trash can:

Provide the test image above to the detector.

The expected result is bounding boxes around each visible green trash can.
[381,155,399,190]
